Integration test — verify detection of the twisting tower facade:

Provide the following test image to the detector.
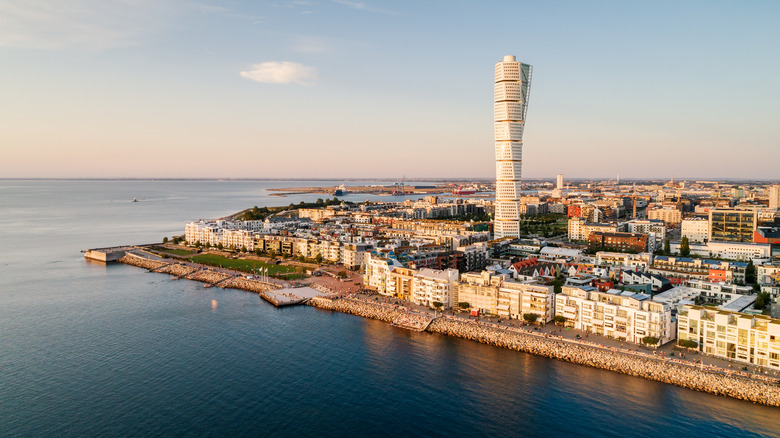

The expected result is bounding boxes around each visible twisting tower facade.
[493,55,532,239]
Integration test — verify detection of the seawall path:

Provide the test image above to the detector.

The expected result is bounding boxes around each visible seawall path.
[307,296,780,407]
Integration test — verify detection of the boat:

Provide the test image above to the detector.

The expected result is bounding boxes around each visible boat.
[452,188,476,195]
[132,198,138,202]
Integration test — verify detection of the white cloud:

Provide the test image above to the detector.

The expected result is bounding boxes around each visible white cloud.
[240,61,317,86]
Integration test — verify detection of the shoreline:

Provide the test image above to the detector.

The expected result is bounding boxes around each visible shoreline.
[307,296,780,407]
[114,254,780,407]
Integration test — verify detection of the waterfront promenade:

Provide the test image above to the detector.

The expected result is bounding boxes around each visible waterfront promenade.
[307,295,780,407]
[112,249,780,407]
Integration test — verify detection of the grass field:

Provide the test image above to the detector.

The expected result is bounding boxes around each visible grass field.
[188,254,305,279]
[152,246,196,256]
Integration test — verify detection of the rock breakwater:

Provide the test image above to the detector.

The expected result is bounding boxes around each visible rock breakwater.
[309,297,780,407]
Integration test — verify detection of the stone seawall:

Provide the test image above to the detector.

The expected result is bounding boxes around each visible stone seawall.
[308,296,401,323]
[308,297,780,407]
[119,254,166,270]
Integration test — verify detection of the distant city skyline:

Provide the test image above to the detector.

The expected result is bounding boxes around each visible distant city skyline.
[1,1,778,179]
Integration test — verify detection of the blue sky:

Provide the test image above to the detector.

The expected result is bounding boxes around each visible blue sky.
[1,0,778,179]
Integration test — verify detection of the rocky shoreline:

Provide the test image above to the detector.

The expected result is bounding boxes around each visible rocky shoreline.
[308,296,780,407]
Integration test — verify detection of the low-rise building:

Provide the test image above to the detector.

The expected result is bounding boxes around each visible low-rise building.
[588,232,649,253]
[677,306,780,370]
[555,286,674,345]
[455,271,555,322]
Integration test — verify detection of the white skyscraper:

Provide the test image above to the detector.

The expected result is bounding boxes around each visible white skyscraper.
[556,174,564,190]
[494,55,532,239]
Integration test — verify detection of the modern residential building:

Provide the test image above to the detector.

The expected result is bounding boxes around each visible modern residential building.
[555,286,675,345]
[627,219,666,250]
[677,305,780,370]
[668,241,771,261]
[681,217,710,244]
[588,231,649,253]
[455,271,554,322]
[412,268,459,309]
[556,174,564,190]
[494,55,532,239]
[647,206,682,224]
[709,209,757,243]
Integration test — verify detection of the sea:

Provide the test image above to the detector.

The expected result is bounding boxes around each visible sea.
[1,179,778,438]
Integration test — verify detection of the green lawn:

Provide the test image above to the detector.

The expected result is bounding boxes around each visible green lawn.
[154,247,196,256]
[188,254,305,279]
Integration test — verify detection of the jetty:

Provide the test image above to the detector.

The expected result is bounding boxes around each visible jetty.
[93,247,330,308]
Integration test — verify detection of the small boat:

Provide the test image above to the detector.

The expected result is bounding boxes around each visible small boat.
[132,198,138,202]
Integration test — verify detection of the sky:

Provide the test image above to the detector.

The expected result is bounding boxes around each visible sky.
[1,0,778,180]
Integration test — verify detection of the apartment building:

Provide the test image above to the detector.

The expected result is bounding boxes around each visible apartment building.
[555,286,674,345]
[647,206,682,224]
[455,271,554,322]
[412,268,459,308]
[678,305,780,370]
[681,217,710,244]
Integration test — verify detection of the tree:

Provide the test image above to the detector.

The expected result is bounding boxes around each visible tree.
[553,315,566,325]
[680,236,690,257]
[523,313,539,324]
[663,239,670,256]
[162,236,168,244]
[217,243,224,250]
[314,254,323,264]
[754,291,771,310]
[204,242,211,249]
[241,246,247,253]
[551,278,564,294]
[641,336,660,346]
[337,270,347,278]
[195,240,202,248]
[458,302,470,310]
[745,259,756,284]
[678,339,698,349]
[432,301,443,310]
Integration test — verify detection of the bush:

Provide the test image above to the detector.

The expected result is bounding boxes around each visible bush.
[523,313,539,324]
[678,339,698,349]
[641,336,660,346]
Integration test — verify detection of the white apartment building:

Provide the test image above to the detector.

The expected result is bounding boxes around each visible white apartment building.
[555,286,674,345]
[222,229,255,251]
[341,243,372,270]
[595,251,652,271]
[455,271,555,322]
[494,55,532,239]
[678,305,780,370]
[681,217,710,243]
[185,221,223,246]
[364,252,404,295]
[627,219,666,250]
[669,241,771,261]
[412,268,459,309]
[567,217,618,242]
[647,207,682,224]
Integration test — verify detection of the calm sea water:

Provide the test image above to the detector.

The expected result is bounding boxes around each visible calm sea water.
[1,180,778,437]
